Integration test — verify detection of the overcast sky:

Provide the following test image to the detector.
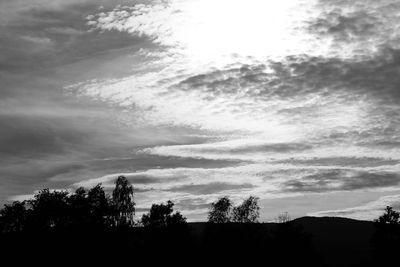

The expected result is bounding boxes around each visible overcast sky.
[2,0,400,221]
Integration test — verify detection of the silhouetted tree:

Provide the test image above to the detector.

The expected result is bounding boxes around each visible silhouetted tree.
[67,187,91,225]
[28,189,70,229]
[232,196,260,223]
[208,196,232,223]
[372,206,400,265]
[142,200,186,228]
[87,184,111,226]
[112,176,135,226]
[0,201,28,233]
[375,206,400,225]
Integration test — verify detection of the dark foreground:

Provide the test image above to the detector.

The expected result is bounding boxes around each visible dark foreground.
[1,217,398,266]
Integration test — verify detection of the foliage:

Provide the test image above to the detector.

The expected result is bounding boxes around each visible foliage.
[0,201,28,233]
[141,200,187,228]
[375,206,400,225]
[112,176,135,226]
[87,184,112,225]
[28,189,70,229]
[208,196,260,223]
[372,206,400,264]
[208,196,233,223]
[0,178,135,232]
[232,196,260,223]
[67,187,90,225]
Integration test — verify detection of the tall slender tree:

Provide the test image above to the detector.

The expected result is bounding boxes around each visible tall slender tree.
[112,176,135,226]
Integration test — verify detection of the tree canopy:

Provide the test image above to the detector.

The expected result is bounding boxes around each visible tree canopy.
[141,200,186,228]
[375,206,400,225]
[232,196,260,223]
[0,177,136,232]
[208,196,233,223]
[208,196,260,223]
[112,176,135,226]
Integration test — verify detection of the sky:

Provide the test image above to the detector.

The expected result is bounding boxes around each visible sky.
[1,0,400,221]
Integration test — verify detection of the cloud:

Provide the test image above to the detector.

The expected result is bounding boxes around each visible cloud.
[307,0,400,57]
[4,0,400,222]
[76,1,400,166]
[72,161,400,199]
[87,0,324,61]
[166,182,255,195]
[0,1,146,72]
[74,45,400,155]
[277,157,400,168]
[7,194,36,202]
[72,165,264,190]
[46,27,84,36]
[283,170,400,193]
[0,0,140,25]
[142,139,315,162]
[0,0,155,205]
[309,194,400,221]
[308,10,378,42]
[20,35,54,46]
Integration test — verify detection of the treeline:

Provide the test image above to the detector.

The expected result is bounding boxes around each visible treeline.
[2,176,316,265]
[1,174,398,232]
[2,176,400,266]
[0,176,263,233]
[0,176,184,232]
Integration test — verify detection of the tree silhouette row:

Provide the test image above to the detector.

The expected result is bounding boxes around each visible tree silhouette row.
[0,177,262,233]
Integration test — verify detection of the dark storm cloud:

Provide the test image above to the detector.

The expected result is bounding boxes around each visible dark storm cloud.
[166,182,255,195]
[283,170,400,193]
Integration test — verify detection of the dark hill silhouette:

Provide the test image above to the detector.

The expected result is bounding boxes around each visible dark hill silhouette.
[0,216,383,266]
[188,217,376,267]
[290,217,376,266]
